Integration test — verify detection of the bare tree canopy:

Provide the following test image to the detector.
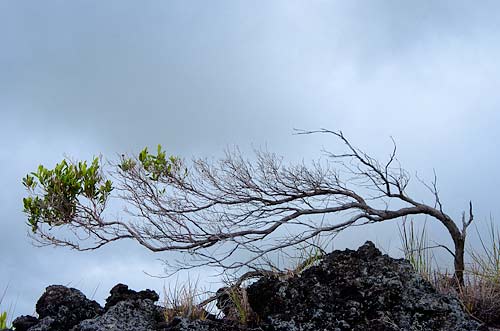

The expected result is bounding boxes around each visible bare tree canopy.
[22,130,474,284]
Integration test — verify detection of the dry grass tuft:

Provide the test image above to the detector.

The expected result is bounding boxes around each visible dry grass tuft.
[398,217,434,281]
[399,217,500,327]
[162,278,212,323]
[226,286,253,326]
[460,220,500,326]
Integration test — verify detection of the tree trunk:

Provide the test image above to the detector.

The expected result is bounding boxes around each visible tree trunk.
[453,236,465,286]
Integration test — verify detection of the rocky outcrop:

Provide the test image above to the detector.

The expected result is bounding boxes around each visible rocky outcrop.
[11,315,38,331]
[104,283,159,310]
[13,284,163,331]
[73,298,162,331]
[158,317,247,331]
[12,285,103,331]
[11,242,487,330]
[246,241,484,331]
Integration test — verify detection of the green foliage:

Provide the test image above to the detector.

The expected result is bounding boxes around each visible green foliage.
[22,146,183,233]
[119,157,136,172]
[22,157,113,232]
[134,144,182,181]
[0,311,7,329]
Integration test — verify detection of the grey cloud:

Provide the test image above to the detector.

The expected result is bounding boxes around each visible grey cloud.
[2,0,500,317]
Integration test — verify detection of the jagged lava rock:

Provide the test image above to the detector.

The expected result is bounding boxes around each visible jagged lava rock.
[72,284,163,331]
[11,315,39,331]
[20,284,164,331]
[72,298,163,331]
[158,317,251,331]
[11,242,489,330]
[28,285,103,331]
[104,283,159,311]
[247,241,486,331]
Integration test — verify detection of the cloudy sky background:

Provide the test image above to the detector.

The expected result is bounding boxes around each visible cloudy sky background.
[2,1,500,316]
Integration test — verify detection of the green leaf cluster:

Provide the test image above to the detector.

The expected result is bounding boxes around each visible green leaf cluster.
[137,145,181,181]
[22,158,113,232]
[119,157,136,172]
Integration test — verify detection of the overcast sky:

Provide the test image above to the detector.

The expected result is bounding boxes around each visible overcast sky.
[2,1,500,317]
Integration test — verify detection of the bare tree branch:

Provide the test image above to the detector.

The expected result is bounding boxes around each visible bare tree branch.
[23,130,474,284]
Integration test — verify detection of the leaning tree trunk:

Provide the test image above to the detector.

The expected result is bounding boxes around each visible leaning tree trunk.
[427,206,467,286]
[453,236,465,286]
[439,215,466,286]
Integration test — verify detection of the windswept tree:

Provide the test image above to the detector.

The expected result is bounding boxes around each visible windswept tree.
[22,130,474,284]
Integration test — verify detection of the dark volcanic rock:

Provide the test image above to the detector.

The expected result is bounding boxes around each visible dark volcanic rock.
[72,298,163,331]
[247,241,485,331]
[158,317,259,331]
[72,284,162,331]
[12,315,39,331]
[23,284,163,331]
[12,242,488,330]
[30,285,103,331]
[104,283,159,310]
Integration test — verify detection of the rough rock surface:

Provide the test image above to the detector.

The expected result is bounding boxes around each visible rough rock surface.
[72,298,162,331]
[247,241,485,331]
[104,283,159,310]
[11,315,39,331]
[11,241,488,330]
[28,285,103,331]
[18,284,162,331]
[158,317,248,331]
